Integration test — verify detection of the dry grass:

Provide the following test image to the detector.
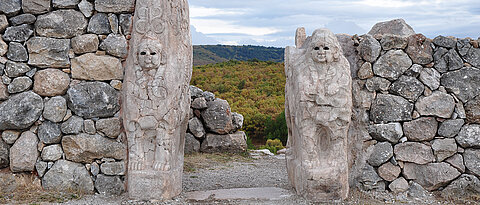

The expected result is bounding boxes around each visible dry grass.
[184,152,254,172]
[0,173,84,204]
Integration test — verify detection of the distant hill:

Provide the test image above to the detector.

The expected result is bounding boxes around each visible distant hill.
[193,45,284,66]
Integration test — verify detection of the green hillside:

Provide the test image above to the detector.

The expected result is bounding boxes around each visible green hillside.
[193,45,284,66]
[191,60,286,144]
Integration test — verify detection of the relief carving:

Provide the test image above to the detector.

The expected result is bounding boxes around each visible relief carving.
[285,28,352,201]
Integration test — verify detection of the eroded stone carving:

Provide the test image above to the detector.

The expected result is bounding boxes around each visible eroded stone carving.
[285,28,352,201]
[123,0,192,200]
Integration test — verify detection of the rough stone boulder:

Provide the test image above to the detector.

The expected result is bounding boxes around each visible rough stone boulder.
[403,162,461,191]
[441,174,480,197]
[434,47,463,73]
[367,19,415,38]
[71,34,99,54]
[365,77,391,92]
[389,75,424,102]
[357,34,381,63]
[445,154,466,173]
[370,94,413,123]
[402,117,437,142]
[62,133,126,163]
[406,34,433,65]
[66,82,120,118]
[38,121,62,144]
[378,162,401,182]
[94,0,135,13]
[99,34,128,58]
[457,39,480,68]
[432,138,457,162]
[200,131,247,153]
[0,91,43,130]
[100,161,125,176]
[71,53,123,81]
[367,142,393,167]
[368,123,403,143]
[5,61,31,78]
[464,149,480,176]
[95,117,122,139]
[438,119,464,138]
[43,96,68,123]
[415,91,455,118]
[185,133,200,154]
[35,9,87,38]
[42,160,94,193]
[465,95,480,124]
[394,142,434,164]
[456,125,480,148]
[433,36,457,49]
[188,117,206,139]
[380,34,408,50]
[0,139,8,168]
[33,69,70,97]
[95,174,124,195]
[22,0,50,14]
[9,131,38,172]
[3,24,33,43]
[201,99,235,134]
[373,50,412,81]
[441,67,480,103]
[354,164,385,191]
[0,0,21,16]
[26,37,70,68]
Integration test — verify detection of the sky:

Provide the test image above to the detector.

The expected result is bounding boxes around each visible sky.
[189,0,480,47]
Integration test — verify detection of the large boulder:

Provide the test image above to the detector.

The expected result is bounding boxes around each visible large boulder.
[394,142,434,164]
[367,142,393,167]
[61,115,84,135]
[35,10,87,38]
[38,121,62,145]
[0,91,43,130]
[419,67,441,90]
[43,96,67,123]
[188,117,205,139]
[380,34,408,50]
[71,34,99,54]
[42,160,94,193]
[201,99,235,134]
[433,36,457,49]
[62,133,126,163]
[33,69,70,97]
[415,91,455,118]
[373,50,412,81]
[41,144,63,161]
[368,123,403,143]
[378,162,401,182]
[71,53,123,81]
[6,42,28,62]
[66,82,120,118]
[432,138,457,162]
[441,67,480,103]
[370,94,413,123]
[95,117,122,139]
[456,125,480,148]
[5,60,31,78]
[26,37,70,68]
[1,0,21,16]
[402,117,438,142]
[445,154,466,173]
[403,162,461,191]
[354,164,385,191]
[200,131,247,153]
[22,0,50,14]
[367,19,415,38]
[3,24,33,43]
[95,174,124,195]
[405,34,433,65]
[87,13,110,34]
[464,149,480,176]
[99,34,128,58]
[9,131,38,172]
[0,139,8,168]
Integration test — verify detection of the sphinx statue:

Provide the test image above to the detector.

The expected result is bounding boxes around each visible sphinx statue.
[285,28,352,200]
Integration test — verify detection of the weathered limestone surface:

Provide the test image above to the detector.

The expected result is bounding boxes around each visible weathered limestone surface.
[71,53,123,81]
[123,0,192,200]
[285,28,352,200]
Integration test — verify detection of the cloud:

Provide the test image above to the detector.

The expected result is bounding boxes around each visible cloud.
[189,0,480,47]
[191,26,219,45]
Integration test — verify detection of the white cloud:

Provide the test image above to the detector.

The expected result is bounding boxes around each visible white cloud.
[190,6,246,18]
[191,19,281,36]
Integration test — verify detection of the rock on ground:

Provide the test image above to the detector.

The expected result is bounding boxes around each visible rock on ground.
[9,131,38,172]
[200,131,247,153]
[0,91,43,130]
[42,160,94,193]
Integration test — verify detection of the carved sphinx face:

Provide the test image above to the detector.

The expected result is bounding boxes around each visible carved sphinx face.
[307,29,340,63]
[137,40,163,70]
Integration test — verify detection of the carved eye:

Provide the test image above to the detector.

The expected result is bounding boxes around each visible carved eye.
[140,52,147,55]
[323,47,330,50]
[151,52,157,55]
[314,47,320,50]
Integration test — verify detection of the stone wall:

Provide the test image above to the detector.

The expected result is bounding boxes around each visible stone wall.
[186,85,246,154]
[338,19,480,195]
[0,0,134,195]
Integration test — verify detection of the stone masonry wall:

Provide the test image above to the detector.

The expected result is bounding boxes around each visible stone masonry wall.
[0,0,135,195]
[339,19,480,196]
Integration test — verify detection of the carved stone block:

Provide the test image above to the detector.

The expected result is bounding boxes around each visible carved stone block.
[123,0,192,200]
[285,28,352,201]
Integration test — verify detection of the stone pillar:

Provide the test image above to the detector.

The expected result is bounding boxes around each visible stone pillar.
[285,28,352,201]
[123,0,192,200]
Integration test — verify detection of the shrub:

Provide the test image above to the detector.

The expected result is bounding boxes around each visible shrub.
[259,139,285,154]
[264,111,288,145]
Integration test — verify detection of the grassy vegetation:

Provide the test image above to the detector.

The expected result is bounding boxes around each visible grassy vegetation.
[191,60,287,145]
